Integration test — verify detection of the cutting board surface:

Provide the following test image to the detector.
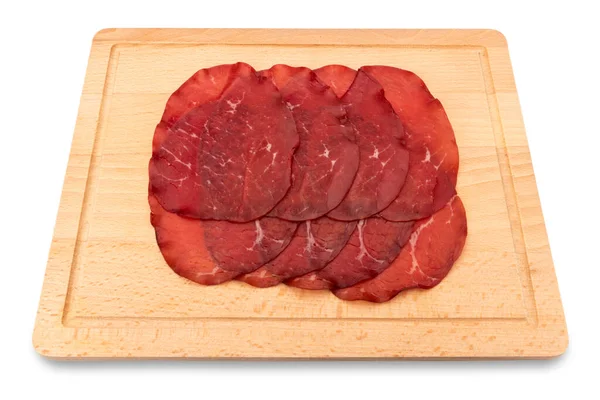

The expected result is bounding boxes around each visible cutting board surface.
[33,29,567,358]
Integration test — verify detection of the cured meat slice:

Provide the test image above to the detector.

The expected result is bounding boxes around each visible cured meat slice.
[287,218,413,290]
[317,218,413,288]
[237,267,282,288]
[361,66,459,221]
[200,73,299,221]
[285,269,332,290]
[334,196,467,303]
[313,65,357,98]
[149,89,298,284]
[150,193,297,284]
[239,217,357,288]
[261,65,359,220]
[326,70,410,221]
[153,62,254,155]
[150,63,253,217]
[149,193,237,285]
[150,66,299,222]
[204,217,298,274]
[149,104,214,217]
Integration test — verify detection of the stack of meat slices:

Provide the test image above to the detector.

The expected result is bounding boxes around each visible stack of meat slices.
[148,62,467,303]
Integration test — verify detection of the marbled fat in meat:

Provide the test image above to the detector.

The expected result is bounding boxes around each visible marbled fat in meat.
[239,217,357,287]
[326,70,410,220]
[334,196,467,302]
[313,65,357,98]
[287,218,413,290]
[151,66,300,222]
[263,65,359,221]
[205,217,298,274]
[362,66,459,221]
[152,63,255,156]
[150,193,297,282]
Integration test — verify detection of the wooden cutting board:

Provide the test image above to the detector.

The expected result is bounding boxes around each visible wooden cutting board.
[33,29,567,359]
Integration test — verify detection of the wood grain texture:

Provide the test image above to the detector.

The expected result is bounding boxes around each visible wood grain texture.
[32,29,567,359]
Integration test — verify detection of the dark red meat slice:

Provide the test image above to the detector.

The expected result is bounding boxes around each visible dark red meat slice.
[285,270,333,290]
[239,217,357,287]
[317,218,413,288]
[260,65,359,220]
[267,218,357,278]
[200,73,299,221]
[150,193,297,283]
[334,196,467,302]
[326,70,410,220]
[149,81,298,284]
[204,217,298,274]
[150,66,299,222]
[313,65,357,98]
[237,267,282,288]
[149,104,214,217]
[361,66,459,221]
[149,193,237,285]
[153,62,254,156]
[287,218,413,290]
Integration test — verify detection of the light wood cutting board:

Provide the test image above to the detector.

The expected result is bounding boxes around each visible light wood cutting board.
[33,29,567,359]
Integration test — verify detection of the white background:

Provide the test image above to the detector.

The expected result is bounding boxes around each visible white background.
[1,0,598,398]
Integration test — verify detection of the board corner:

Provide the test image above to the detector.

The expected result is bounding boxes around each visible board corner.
[482,29,509,48]
[92,28,118,43]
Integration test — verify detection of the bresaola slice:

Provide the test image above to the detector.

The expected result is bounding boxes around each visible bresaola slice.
[268,218,356,278]
[287,218,413,290]
[239,217,357,287]
[361,66,459,221]
[313,65,357,98]
[326,70,410,220]
[237,266,282,288]
[149,193,237,285]
[153,62,254,156]
[317,218,413,288]
[150,193,297,284]
[262,65,359,220]
[149,80,298,284]
[149,104,214,217]
[334,196,467,302]
[150,64,299,222]
[204,217,298,274]
[199,73,299,221]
